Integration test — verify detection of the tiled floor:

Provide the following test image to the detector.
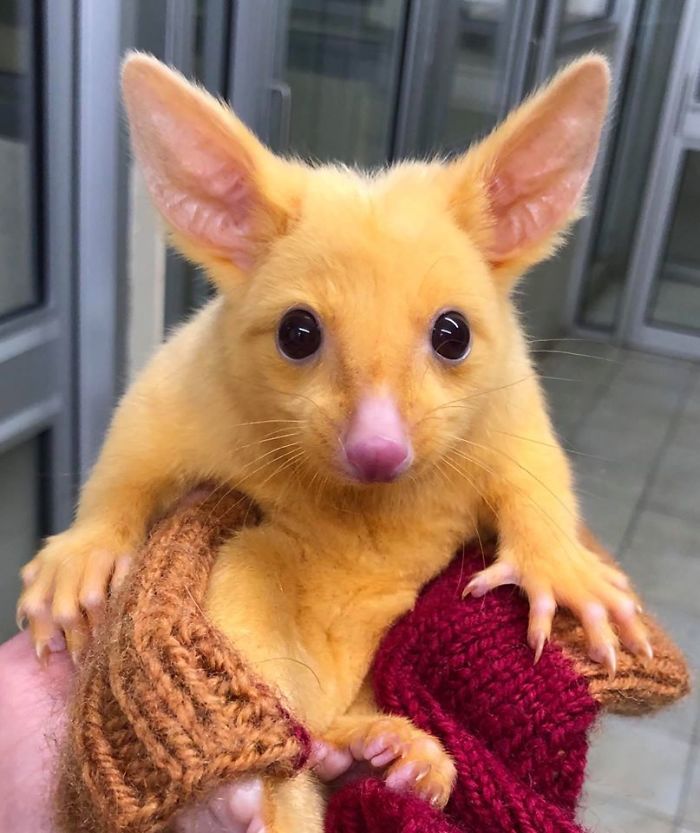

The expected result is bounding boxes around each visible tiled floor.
[539,339,700,833]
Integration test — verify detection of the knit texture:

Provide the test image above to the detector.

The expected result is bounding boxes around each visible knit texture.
[55,491,311,833]
[326,547,690,833]
[53,491,690,833]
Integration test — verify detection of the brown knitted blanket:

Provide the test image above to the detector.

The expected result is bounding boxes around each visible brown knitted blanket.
[54,489,690,833]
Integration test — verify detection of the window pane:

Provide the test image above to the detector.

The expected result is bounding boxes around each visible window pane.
[0,0,39,318]
[406,1,519,158]
[431,0,511,153]
[283,0,409,166]
[0,438,42,641]
[646,150,700,334]
[576,0,684,330]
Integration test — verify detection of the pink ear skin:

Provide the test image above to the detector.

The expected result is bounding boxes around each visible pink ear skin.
[121,52,298,277]
[448,55,610,284]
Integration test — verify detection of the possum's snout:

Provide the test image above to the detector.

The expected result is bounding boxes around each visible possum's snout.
[341,395,413,483]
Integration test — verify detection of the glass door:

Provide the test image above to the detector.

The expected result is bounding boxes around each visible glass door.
[521,0,638,339]
[393,0,537,159]
[231,0,410,166]
[622,0,700,358]
[0,1,75,639]
[389,0,637,341]
[573,0,685,333]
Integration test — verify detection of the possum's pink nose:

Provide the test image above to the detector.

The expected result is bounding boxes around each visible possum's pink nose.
[343,396,412,483]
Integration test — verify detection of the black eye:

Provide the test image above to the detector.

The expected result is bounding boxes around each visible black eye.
[431,311,471,362]
[277,308,322,361]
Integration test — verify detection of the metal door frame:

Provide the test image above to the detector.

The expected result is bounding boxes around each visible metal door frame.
[544,0,639,334]
[392,0,539,159]
[0,0,76,531]
[618,0,700,358]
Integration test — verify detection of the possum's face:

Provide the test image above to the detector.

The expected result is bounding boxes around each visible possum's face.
[122,53,608,488]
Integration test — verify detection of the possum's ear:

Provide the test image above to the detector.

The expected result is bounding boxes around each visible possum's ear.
[121,53,301,280]
[447,55,610,286]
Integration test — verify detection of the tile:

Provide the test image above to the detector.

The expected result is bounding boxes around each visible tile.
[681,372,700,420]
[619,509,700,616]
[679,748,700,831]
[579,789,675,833]
[636,691,699,745]
[598,377,685,421]
[576,473,642,555]
[646,442,700,521]
[652,280,700,335]
[672,407,700,450]
[573,403,671,482]
[585,715,692,816]
[537,345,619,391]
[613,352,694,393]
[650,602,700,672]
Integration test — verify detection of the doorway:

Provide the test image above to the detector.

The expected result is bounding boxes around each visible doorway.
[619,0,700,358]
[0,0,75,638]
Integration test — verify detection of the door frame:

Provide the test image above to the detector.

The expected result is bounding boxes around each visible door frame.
[392,0,539,160]
[551,0,639,334]
[0,0,76,531]
[617,0,700,359]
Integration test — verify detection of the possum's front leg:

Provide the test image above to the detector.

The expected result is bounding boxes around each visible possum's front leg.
[464,405,652,673]
[17,373,196,661]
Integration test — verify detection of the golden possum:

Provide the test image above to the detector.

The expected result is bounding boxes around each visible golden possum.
[19,54,651,832]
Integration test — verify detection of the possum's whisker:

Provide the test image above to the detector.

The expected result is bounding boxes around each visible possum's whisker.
[227,374,329,423]
[446,441,578,556]
[531,349,619,363]
[255,656,323,692]
[418,374,575,424]
[253,449,307,500]
[202,444,305,524]
[432,456,486,594]
[525,336,607,345]
[231,429,303,457]
[270,449,310,511]
[492,430,610,462]
[229,441,304,481]
[228,418,304,429]
[455,435,576,520]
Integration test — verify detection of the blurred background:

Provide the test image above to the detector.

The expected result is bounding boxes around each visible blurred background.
[0,1,698,830]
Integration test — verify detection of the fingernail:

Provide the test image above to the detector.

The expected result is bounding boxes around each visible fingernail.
[533,632,546,664]
[36,643,49,666]
[414,765,431,783]
[604,645,617,680]
[308,741,328,769]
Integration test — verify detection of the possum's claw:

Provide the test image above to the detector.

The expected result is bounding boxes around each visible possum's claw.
[464,548,652,676]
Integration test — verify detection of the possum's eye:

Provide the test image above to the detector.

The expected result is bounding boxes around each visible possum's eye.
[431,311,471,362]
[277,308,322,361]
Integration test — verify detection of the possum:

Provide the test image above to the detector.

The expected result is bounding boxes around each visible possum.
[18,53,649,833]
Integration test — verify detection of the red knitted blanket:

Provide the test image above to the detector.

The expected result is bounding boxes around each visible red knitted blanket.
[327,549,601,833]
[55,495,689,833]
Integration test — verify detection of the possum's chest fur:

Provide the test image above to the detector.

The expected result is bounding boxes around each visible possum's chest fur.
[203,497,478,730]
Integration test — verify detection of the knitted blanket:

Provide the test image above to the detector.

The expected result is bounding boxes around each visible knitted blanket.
[55,490,690,833]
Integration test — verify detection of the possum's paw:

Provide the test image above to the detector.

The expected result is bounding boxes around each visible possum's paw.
[171,778,265,833]
[319,717,456,808]
[464,545,652,676]
[16,527,134,663]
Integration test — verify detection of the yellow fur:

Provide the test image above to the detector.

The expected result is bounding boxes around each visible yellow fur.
[20,53,647,831]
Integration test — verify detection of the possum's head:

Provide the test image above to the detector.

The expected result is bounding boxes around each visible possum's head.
[122,53,608,491]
